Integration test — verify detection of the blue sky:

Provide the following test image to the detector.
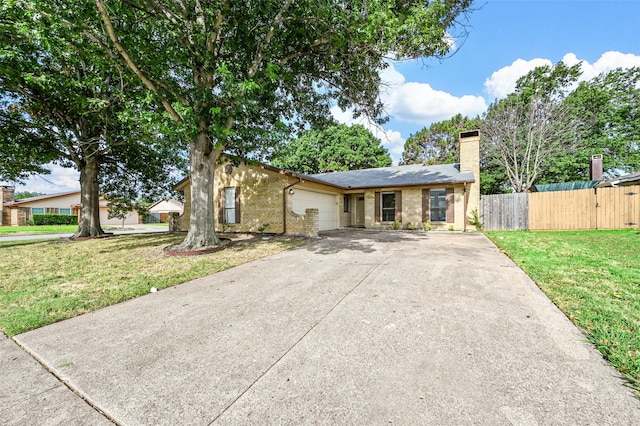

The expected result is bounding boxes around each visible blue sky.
[7,0,640,193]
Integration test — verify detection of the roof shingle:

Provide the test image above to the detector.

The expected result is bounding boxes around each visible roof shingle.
[310,163,474,189]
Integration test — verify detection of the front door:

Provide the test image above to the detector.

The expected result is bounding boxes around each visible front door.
[355,196,365,226]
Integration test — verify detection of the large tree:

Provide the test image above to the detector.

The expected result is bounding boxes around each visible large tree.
[0,1,184,237]
[554,66,640,181]
[94,0,474,250]
[481,62,583,193]
[400,114,480,165]
[271,124,391,174]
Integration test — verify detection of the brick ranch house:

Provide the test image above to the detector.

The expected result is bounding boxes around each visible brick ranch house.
[172,131,480,235]
[0,190,140,226]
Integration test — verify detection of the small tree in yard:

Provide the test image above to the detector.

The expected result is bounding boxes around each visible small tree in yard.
[94,0,475,251]
[106,197,136,229]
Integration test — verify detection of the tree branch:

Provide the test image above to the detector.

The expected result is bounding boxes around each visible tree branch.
[249,0,294,77]
[208,0,228,55]
[95,0,183,123]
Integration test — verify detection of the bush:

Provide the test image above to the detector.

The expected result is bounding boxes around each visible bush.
[423,221,431,231]
[467,208,483,231]
[393,221,402,230]
[406,222,414,230]
[32,214,77,225]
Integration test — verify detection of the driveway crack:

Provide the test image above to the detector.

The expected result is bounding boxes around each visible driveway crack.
[208,250,397,424]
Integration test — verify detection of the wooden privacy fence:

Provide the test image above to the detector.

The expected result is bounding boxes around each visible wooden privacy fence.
[480,193,528,230]
[481,185,640,230]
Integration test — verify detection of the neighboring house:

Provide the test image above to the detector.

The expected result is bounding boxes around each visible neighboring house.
[147,199,184,223]
[173,130,480,235]
[0,188,139,226]
[596,171,640,188]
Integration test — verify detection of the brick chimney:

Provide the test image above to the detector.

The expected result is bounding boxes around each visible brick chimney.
[590,154,603,180]
[459,130,480,229]
[1,185,15,226]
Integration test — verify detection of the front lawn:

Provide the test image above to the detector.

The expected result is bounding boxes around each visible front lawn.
[486,230,640,394]
[0,225,78,235]
[0,233,306,336]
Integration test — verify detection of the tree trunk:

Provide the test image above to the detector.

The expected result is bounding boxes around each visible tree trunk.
[176,130,221,250]
[72,156,105,238]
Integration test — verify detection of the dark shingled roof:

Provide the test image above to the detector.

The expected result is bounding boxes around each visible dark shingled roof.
[310,163,475,189]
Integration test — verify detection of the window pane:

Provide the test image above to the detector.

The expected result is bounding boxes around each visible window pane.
[224,187,236,224]
[224,187,235,209]
[31,208,44,214]
[382,193,395,208]
[430,190,446,222]
[60,208,71,215]
[225,209,235,224]
[382,193,395,222]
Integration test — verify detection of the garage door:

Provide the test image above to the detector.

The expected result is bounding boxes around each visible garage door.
[99,207,139,226]
[292,189,338,231]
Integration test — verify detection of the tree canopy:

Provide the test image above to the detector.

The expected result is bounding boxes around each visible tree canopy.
[480,62,584,193]
[480,63,640,193]
[0,0,185,237]
[401,114,481,165]
[93,0,474,250]
[271,124,392,174]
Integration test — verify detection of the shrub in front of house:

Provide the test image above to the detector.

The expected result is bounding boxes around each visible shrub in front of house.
[32,214,78,225]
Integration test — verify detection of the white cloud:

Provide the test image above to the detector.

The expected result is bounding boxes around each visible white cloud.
[378,63,486,126]
[385,82,487,124]
[484,51,640,100]
[569,51,640,82]
[484,58,552,100]
[11,164,80,194]
[332,62,488,164]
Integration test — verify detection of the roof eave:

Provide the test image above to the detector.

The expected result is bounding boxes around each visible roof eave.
[335,178,476,190]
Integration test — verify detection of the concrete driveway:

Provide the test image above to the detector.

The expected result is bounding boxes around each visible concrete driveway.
[4,230,640,425]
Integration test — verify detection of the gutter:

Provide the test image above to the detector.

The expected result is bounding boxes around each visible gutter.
[463,182,468,232]
[282,177,302,234]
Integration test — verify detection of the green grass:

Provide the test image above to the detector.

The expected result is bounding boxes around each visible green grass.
[486,229,640,394]
[0,225,78,235]
[0,233,306,336]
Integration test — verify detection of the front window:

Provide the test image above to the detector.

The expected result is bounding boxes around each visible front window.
[430,189,446,222]
[60,208,71,215]
[382,192,395,222]
[31,207,44,215]
[343,195,351,213]
[224,187,237,224]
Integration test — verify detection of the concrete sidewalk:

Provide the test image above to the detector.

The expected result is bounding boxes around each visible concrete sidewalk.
[4,231,640,424]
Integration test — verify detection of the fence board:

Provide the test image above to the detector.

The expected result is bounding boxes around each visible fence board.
[596,185,640,229]
[480,193,528,230]
[482,185,639,231]
[529,189,595,230]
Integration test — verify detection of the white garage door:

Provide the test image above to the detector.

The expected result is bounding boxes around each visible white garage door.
[99,208,139,226]
[292,189,338,231]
